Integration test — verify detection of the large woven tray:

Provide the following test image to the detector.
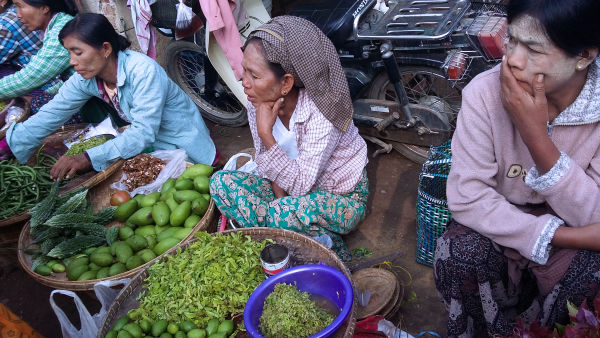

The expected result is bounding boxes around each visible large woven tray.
[98,228,357,338]
[17,161,217,291]
[0,124,124,227]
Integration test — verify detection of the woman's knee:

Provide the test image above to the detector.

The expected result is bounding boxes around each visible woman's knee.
[434,222,498,272]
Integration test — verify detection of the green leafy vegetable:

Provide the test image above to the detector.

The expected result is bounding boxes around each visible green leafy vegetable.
[259,283,335,338]
[129,232,269,327]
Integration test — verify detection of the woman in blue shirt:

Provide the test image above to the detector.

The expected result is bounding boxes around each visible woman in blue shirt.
[2,13,217,179]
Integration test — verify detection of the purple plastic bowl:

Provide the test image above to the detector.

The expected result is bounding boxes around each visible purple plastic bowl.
[243,264,353,338]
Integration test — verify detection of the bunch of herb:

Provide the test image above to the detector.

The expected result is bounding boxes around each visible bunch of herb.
[129,232,269,327]
[260,283,335,338]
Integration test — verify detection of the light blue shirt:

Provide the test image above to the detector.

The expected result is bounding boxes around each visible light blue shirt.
[7,50,216,171]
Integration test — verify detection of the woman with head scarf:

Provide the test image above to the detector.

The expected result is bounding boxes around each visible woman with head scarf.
[434,0,600,335]
[209,16,369,261]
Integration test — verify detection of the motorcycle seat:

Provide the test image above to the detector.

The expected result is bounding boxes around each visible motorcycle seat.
[285,0,359,46]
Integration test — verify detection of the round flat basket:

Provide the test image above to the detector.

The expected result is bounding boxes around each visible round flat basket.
[0,124,124,227]
[352,268,398,320]
[17,161,216,291]
[381,279,401,318]
[0,97,30,139]
[98,228,357,338]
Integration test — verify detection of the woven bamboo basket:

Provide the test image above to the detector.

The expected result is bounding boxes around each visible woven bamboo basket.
[98,228,357,338]
[352,268,398,319]
[17,161,217,291]
[0,97,30,139]
[0,124,124,227]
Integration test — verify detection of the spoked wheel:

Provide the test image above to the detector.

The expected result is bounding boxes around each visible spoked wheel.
[367,66,462,163]
[165,39,248,127]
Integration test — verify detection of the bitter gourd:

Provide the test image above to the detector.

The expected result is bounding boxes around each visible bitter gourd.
[105,226,119,246]
[29,181,59,229]
[47,235,105,259]
[52,189,87,216]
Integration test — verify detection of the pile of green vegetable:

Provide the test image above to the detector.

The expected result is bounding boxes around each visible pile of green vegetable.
[106,315,234,338]
[0,151,63,219]
[65,136,109,156]
[128,232,269,327]
[260,283,335,338]
[26,185,119,275]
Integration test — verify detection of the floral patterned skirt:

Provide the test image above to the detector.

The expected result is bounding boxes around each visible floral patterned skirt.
[209,169,369,261]
[434,221,600,337]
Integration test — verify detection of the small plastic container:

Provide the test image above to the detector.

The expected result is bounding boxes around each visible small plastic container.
[244,264,354,338]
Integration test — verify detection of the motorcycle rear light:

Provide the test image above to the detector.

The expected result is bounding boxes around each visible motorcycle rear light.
[447,52,467,80]
[477,16,507,59]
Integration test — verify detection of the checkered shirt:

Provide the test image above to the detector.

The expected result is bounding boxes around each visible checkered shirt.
[0,12,73,99]
[0,6,41,68]
[249,89,368,196]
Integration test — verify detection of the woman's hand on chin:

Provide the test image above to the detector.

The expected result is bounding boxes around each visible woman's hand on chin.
[500,57,549,140]
[50,153,92,181]
[256,97,285,149]
[500,58,560,174]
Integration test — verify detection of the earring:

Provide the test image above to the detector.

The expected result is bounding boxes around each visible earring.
[282,91,288,95]
[577,64,584,71]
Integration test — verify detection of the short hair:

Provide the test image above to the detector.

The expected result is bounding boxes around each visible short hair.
[59,13,131,52]
[507,0,600,56]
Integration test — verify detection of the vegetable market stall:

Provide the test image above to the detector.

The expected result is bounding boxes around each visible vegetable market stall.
[99,228,357,338]
[17,157,216,290]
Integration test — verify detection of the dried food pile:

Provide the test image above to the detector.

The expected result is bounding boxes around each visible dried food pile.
[122,154,166,190]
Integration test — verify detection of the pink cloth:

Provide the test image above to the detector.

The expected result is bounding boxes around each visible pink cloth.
[0,137,12,160]
[199,0,244,80]
[447,62,600,264]
[248,89,368,196]
[127,0,156,59]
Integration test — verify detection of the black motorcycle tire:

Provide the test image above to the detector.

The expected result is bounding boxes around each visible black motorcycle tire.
[164,40,248,127]
[367,65,463,164]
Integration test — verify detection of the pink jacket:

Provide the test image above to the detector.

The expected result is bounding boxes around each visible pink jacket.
[447,59,600,264]
[199,0,245,80]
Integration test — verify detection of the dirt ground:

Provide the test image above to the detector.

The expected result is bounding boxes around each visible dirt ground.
[0,121,448,337]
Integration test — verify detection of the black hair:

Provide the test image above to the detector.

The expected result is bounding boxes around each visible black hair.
[507,0,600,56]
[23,0,77,16]
[244,37,286,80]
[59,13,131,53]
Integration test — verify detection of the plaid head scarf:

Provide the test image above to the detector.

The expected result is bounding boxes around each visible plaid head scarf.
[247,15,353,132]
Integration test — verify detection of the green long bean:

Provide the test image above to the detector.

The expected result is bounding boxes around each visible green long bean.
[0,149,64,219]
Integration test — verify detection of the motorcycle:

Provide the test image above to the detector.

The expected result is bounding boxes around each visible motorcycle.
[151,0,506,163]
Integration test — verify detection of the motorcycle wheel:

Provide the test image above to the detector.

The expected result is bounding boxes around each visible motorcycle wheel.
[367,66,462,163]
[164,40,248,127]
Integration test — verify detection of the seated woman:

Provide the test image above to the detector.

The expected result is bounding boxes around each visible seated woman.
[0,0,77,113]
[0,13,216,179]
[0,0,42,76]
[209,16,369,261]
[434,0,600,335]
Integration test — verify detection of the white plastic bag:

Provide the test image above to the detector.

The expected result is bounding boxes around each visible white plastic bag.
[110,149,188,196]
[175,0,193,29]
[49,279,130,338]
[222,152,258,175]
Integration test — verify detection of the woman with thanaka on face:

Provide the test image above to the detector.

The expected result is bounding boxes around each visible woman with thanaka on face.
[209,16,368,261]
[2,13,216,181]
[433,0,600,335]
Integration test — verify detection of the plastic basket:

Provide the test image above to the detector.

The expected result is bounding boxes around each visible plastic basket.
[415,141,452,266]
